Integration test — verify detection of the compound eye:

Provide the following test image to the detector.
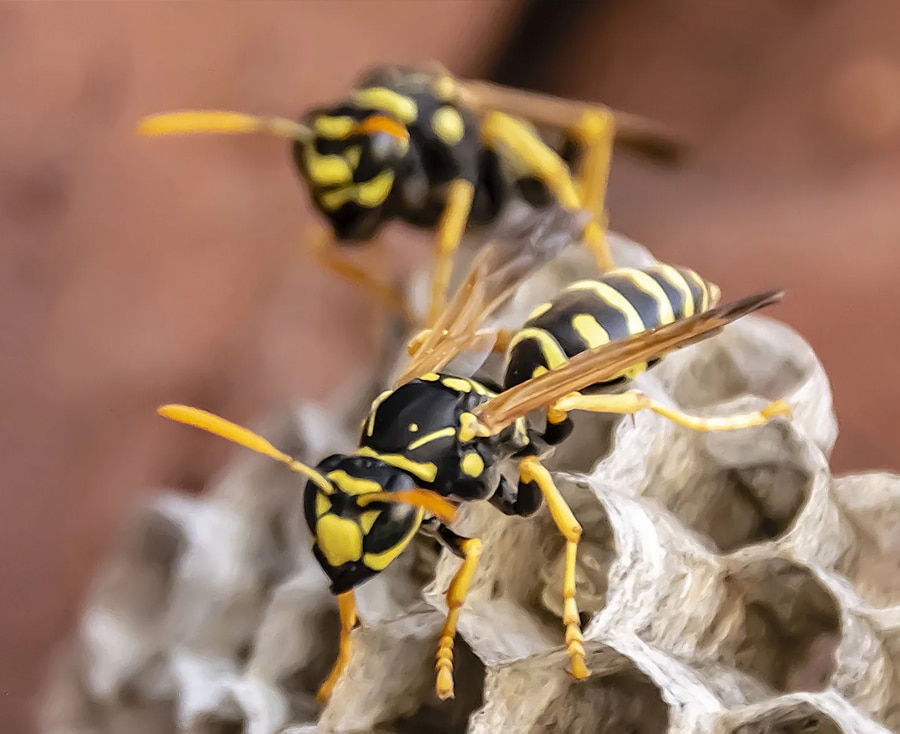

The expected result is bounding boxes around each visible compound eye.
[369,130,403,163]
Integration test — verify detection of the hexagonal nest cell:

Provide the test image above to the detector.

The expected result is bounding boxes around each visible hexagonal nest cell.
[39,235,900,734]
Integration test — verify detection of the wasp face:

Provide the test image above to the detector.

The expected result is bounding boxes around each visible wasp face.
[303,454,425,594]
[292,107,410,241]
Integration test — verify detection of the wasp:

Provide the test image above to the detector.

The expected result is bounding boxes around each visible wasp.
[137,63,685,328]
[157,244,789,704]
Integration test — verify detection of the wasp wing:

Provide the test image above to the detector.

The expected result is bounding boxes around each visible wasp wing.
[393,239,557,387]
[472,289,785,434]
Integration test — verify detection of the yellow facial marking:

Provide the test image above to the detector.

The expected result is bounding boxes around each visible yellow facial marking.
[314,115,358,139]
[408,426,456,451]
[571,313,610,349]
[303,151,354,187]
[568,280,645,334]
[344,145,362,170]
[432,106,465,146]
[354,446,438,483]
[363,507,424,571]
[328,470,382,496]
[508,328,568,369]
[460,451,484,478]
[356,170,395,207]
[441,376,472,393]
[316,515,363,567]
[526,301,553,321]
[359,510,380,535]
[351,87,418,124]
[315,493,332,518]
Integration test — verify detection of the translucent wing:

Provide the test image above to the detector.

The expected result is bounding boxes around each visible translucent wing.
[392,240,553,387]
[472,289,785,434]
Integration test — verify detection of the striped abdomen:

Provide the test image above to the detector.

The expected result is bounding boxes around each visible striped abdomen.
[502,265,720,390]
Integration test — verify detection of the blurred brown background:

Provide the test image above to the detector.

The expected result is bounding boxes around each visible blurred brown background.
[3,2,899,731]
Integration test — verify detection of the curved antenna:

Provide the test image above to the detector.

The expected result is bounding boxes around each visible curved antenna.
[136,111,314,143]
[157,404,333,494]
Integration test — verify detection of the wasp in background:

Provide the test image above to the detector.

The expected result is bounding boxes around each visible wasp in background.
[137,63,685,328]
[157,244,788,704]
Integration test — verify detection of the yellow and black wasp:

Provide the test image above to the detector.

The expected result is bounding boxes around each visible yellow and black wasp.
[136,63,684,327]
[157,244,790,704]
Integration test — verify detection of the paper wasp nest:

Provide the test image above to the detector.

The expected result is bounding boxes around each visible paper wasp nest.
[40,226,900,734]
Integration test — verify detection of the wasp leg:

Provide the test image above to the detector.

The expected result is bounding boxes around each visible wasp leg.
[433,527,483,700]
[405,326,513,357]
[427,179,476,328]
[480,111,612,274]
[548,390,792,432]
[309,226,411,318]
[315,590,358,705]
[517,455,589,681]
[440,72,684,165]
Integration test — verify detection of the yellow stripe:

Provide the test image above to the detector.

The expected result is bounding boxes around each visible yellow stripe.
[570,313,610,349]
[683,269,710,311]
[507,327,568,369]
[354,446,438,483]
[653,265,694,317]
[363,507,424,571]
[616,269,675,325]
[526,301,552,321]
[408,426,456,450]
[351,87,418,124]
[327,470,382,497]
[313,115,357,139]
[568,280,645,334]
[366,390,393,437]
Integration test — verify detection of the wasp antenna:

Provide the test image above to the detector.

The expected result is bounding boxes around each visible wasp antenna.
[137,111,313,143]
[157,404,331,492]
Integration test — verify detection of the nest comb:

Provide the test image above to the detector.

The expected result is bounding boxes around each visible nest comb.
[39,233,900,734]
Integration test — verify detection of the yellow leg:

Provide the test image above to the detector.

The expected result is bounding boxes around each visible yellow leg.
[316,590,358,704]
[479,111,613,273]
[548,390,792,431]
[405,326,512,358]
[518,456,589,681]
[309,227,411,318]
[427,179,476,328]
[435,536,483,700]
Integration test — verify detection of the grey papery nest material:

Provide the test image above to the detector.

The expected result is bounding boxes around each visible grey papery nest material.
[40,231,900,734]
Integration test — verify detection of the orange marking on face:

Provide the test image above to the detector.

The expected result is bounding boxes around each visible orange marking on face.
[358,115,409,141]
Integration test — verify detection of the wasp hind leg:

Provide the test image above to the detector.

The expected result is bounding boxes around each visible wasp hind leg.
[432,524,483,700]
[315,589,359,704]
[517,455,589,681]
[547,390,792,432]
[479,111,614,275]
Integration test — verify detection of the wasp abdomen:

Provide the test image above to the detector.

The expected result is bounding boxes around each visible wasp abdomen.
[503,265,719,390]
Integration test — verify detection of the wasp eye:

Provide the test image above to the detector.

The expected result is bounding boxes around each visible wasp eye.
[369,131,403,163]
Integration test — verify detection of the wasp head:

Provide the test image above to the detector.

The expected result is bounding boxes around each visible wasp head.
[303,454,428,594]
